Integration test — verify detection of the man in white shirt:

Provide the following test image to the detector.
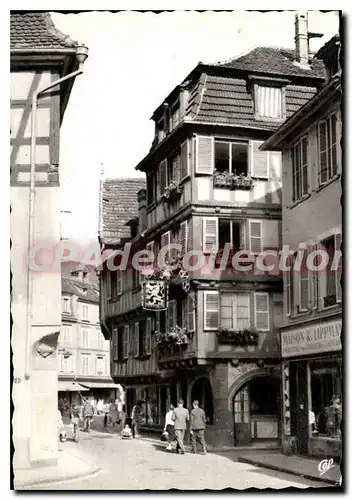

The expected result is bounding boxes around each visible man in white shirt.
[164,404,176,451]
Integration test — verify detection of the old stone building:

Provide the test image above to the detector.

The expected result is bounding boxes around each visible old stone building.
[99,14,330,447]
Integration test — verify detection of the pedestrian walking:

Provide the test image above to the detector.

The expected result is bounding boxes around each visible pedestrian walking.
[163,404,176,451]
[131,400,143,438]
[172,399,189,454]
[82,399,94,432]
[190,400,207,454]
[109,399,119,428]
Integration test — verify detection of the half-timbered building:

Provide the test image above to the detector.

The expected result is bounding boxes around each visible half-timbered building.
[11,12,87,468]
[99,13,328,447]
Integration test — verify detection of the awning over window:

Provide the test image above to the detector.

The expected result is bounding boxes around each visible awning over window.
[58,381,89,392]
[79,381,122,390]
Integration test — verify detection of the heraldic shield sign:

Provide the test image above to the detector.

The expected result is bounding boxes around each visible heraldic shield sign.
[141,280,169,311]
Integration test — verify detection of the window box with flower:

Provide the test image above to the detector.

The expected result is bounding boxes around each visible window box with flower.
[213,171,253,190]
[216,327,259,346]
[162,181,183,202]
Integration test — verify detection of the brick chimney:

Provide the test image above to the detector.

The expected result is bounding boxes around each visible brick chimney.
[137,188,147,233]
[295,11,309,67]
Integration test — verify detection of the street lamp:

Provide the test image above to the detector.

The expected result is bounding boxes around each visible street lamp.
[24,45,89,379]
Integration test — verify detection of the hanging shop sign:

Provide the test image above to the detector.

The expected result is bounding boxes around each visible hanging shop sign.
[281,319,342,358]
[141,280,169,311]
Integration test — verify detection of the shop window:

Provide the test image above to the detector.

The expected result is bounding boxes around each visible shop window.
[310,360,342,439]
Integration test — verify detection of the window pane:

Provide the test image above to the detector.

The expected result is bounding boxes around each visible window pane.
[320,152,328,184]
[219,220,231,247]
[319,122,327,152]
[231,143,248,175]
[302,165,308,195]
[214,142,230,172]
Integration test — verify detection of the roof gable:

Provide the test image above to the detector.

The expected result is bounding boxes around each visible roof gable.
[100,178,146,246]
[10,12,78,50]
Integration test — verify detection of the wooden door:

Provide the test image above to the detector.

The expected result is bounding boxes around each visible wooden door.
[233,385,251,445]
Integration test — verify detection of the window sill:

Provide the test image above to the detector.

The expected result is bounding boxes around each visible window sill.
[254,114,286,124]
[288,193,311,210]
[135,354,151,360]
[315,173,340,193]
[108,294,122,303]
[114,357,128,363]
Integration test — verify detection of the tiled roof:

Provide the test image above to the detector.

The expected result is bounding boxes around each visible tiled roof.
[10,12,78,50]
[191,74,318,129]
[62,277,99,303]
[100,178,146,246]
[218,47,325,78]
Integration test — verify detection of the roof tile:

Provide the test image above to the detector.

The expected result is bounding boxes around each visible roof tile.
[218,47,325,78]
[10,12,78,50]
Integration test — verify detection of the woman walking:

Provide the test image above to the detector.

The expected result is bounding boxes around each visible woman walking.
[164,404,176,451]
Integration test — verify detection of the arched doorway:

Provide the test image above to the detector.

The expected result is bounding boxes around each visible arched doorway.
[232,375,280,446]
[190,377,214,424]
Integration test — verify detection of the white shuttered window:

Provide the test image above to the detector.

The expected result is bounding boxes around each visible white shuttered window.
[204,291,219,330]
[250,140,269,179]
[179,221,188,255]
[254,293,270,331]
[203,217,218,253]
[196,136,214,174]
[249,220,263,254]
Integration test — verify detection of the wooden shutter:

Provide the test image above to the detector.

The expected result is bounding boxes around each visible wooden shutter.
[204,291,219,330]
[187,295,195,331]
[249,220,263,254]
[220,293,234,329]
[196,136,214,174]
[299,248,309,311]
[254,292,269,331]
[180,139,189,179]
[134,322,139,358]
[168,300,177,330]
[146,241,155,265]
[179,220,188,255]
[309,245,318,310]
[116,270,122,295]
[236,294,250,330]
[240,221,246,250]
[145,317,152,354]
[112,328,117,360]
[161,231,171,263]
[250,140,269,178]
[123,325,129,358]
[335,233,342,303]
[203,217,218,253]
[284,257,292,316]
[159,159,167,195]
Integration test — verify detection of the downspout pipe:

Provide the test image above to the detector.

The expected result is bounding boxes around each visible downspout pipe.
[24,45,88,379]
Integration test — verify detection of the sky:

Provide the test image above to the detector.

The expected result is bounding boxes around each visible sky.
[51,10,339,244]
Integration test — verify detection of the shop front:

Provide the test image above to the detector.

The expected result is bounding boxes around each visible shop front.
[281,316,342,459]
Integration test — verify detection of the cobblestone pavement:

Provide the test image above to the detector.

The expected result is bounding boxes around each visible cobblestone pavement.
[30,427,331,491]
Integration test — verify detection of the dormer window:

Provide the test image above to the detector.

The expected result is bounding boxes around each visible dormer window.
[254,84,284,121]
[71,270,79,278]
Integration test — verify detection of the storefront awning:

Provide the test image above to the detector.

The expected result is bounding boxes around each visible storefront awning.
[79,382,122,389]
[58,381,89,392]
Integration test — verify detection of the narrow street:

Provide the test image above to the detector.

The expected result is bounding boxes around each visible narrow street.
[34,425,328,490]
